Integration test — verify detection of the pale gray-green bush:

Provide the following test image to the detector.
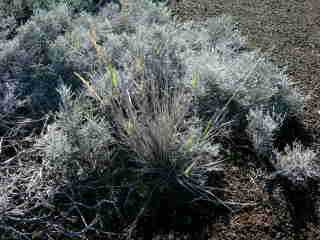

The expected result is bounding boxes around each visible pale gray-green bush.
[0,0,103,23]
[246,107,285,159]
[36,86,113,180]
[0,4,73,138]
[274,142,319,182]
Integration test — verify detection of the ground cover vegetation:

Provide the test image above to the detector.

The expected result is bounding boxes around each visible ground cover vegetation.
[0,0,319,239]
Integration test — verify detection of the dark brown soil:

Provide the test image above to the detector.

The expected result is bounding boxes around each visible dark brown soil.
[150,163,307,240]
[208,164,294,240]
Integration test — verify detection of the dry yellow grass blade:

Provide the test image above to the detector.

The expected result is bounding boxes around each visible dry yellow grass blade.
[88,28,110,66]
[74,72,104,104]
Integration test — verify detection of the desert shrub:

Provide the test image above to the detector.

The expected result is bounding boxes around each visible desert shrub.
[0,73,225,239]
[182,16,303,127]
[0,0,309,238]
[0,0,105,24]
[0,2,124,144]
[0,5,73,138]
[36,86,113,180]
[265,142,320,229]
[274,142,319,182]
[0,86,116,238]
[246,107,285,159]
[0,16,17,42]
[48,0,173,80]
[51,5,303,119]
[14,1,302,145]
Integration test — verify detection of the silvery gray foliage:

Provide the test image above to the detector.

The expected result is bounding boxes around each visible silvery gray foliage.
[0,16,17,42]
[103,0,172,31]
[274,142,319,184]
[108,74,223,206]
[0,87,114,239]
[0,4,73,120]
[246,108,285,158]
[0,0,304,135]
[0,160,52,214]
[25,71,223,238]
[268,144,319,227]
[36,85,113,180]
[0,81,16,117]
[0,0,103,24]
[49,3,181,90]
[42,0,305,174]
[46,1,304,126]
[180,15,304,122]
